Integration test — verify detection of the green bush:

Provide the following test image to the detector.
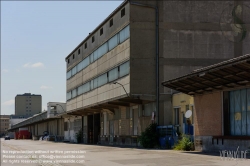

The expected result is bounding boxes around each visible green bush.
[174,135,194,151]
[75,128,83,143]
[138,123,159,148]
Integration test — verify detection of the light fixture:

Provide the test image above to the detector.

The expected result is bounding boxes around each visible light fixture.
[199,72,206,77]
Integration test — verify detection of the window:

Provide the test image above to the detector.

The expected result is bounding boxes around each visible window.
[126,108,130,119]
[108,67,118,82]
[121,8,125,17]
[82,56,89,69]
[72,66,77,76]
[109,18,113,27]
[77,61,83,73]
[73,54,75,59]
[67,92,71,100]
[229,88,250,136]
[108,34,118,51]
[174,108,180,125]
[85,43,87,49]
[82,82,90,93]
[91,78,98,90]
[77,85,83,95]
[119,25,130,43]
[92,36,95,43]
[100,28,103,36]
[64,122,68,131]
[78,49,80,55]
[97,43,108,59]
[119,61,130,77]
[93,50,98,61]
[66,25,130,81]
[90,53,94,63]
[67,70,72,79]
[72,89,77,98]
[98,73,108,87]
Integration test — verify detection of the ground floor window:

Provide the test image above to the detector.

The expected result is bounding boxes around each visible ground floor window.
[229,88,250,136]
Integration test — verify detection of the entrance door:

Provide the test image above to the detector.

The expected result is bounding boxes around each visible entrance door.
[109,120,114,143]
[87,115,93,144]
[93,114,100,144]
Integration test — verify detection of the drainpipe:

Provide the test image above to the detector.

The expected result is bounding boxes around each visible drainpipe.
[128,0,159,125]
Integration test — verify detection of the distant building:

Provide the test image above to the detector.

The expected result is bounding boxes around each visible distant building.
[0,115,10,136]
[15,93,42,117]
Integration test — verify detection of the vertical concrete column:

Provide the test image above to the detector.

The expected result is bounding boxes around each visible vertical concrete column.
[104,112,107,135]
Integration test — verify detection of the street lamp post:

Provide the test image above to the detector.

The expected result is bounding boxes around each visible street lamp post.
[113,82,129,98]
[56,104,65,113]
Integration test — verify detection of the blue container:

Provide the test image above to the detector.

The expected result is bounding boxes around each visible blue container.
[159,137,167,148]
[159,136,175,149]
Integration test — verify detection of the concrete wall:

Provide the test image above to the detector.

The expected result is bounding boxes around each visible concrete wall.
[161,1,250,125]
[195,135,250,152]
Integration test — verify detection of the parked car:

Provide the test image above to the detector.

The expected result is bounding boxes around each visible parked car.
[5,135,10,140]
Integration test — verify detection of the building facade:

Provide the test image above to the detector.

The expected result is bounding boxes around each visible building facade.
[172,93,194,135]
[162,55,250,152]
[15,93,42,117]
[9,102,66,141]
[0,115,10,137]
[65,0,250,145]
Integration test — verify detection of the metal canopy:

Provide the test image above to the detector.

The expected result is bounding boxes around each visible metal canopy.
[67,96,152,116]
[162,54,250,95]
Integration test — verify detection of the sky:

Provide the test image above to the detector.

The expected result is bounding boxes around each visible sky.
[1,1,123,115]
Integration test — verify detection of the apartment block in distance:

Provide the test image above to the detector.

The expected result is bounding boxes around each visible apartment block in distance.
[65,0,250,145]
[0,115,10,136]
[15,93,42,117]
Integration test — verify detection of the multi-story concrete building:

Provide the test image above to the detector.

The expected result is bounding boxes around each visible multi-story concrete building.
[15,93,42,117]
[65,1,250,145]
[0,115,10,136]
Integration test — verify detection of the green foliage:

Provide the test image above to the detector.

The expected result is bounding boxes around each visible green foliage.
[138,123,159,148]
[174,135,194,151]
[75,128,83,143]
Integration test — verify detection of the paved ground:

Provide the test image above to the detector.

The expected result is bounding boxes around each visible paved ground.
[1,138,249,166]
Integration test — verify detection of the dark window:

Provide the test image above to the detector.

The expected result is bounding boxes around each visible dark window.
[64,122,68,131]
[110,18,113,27]
[121,8,125,17]
[29,103,31,105]
[92,36,95,43]
[100,28,103,36]
[68,59,70,64]
[78,49,80,55]
[85,43,87,49]
[73,54,75,59]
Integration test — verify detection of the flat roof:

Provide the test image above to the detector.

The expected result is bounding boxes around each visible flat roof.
[16,93,41,96]
[162,54,250,95]
[65,0,128,60]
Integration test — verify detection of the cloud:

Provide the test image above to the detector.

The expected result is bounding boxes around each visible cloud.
[2,99,15,106]
[23,62,44,68]
[42,106,47,112]
[40,85,53,89]
[2,69,9,73]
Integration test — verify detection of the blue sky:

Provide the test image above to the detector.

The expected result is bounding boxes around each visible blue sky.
[1,1,123,115]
